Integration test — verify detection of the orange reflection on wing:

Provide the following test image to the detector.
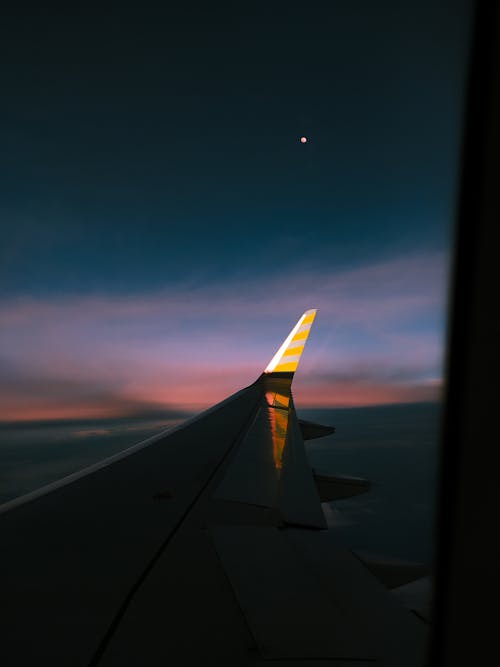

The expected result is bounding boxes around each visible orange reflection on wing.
[265,391,290,409]
[265,391,276,406]
[268,404,289,470]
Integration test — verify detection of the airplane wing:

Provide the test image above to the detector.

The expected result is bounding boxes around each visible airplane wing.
[0,310,428,666]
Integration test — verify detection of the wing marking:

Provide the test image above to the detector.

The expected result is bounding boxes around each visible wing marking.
[264,309,317,374]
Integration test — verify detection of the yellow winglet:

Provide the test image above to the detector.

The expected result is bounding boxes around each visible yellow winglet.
[264,309,317,375]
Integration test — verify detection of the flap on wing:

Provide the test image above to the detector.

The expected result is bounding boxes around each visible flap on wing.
[209,525,376,660]
[352,550,430,589]
[391,575,432,623]
[298,418,335,440]
[313,471,370,502]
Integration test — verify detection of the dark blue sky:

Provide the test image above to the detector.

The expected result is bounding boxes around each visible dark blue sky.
[1,1,471,296]
[0,2,473,419]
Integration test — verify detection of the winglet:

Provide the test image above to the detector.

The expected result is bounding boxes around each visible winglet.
[264,309,317,375]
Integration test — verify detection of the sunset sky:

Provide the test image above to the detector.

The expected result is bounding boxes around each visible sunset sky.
[0,2,472,422]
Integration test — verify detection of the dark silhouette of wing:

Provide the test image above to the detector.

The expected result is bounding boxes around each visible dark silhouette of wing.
[0,311,427,666]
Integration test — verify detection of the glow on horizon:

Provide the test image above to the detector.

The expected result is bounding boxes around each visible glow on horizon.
[0,251,448,423]
[0,375,442,423]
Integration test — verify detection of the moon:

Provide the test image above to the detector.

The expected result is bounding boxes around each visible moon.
[300,136,307,143]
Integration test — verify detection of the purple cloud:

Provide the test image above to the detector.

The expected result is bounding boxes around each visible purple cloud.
[0,250,449,420]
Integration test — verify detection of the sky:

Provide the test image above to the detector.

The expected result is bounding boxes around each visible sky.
[0,1,472,422]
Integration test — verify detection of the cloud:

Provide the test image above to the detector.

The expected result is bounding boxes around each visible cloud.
[0,250,450,420]
[0,249,447,327]
[293,378,442,408]
[0,367,189,423]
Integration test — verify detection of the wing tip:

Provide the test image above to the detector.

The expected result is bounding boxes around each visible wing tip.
[263,309,318,375]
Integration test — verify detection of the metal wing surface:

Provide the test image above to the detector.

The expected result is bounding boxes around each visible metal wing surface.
[0,310,428,666]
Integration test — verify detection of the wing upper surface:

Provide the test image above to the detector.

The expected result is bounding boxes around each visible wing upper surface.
[0,383,262,665]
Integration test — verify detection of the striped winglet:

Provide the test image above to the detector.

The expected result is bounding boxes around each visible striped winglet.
[264,309,317,375]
